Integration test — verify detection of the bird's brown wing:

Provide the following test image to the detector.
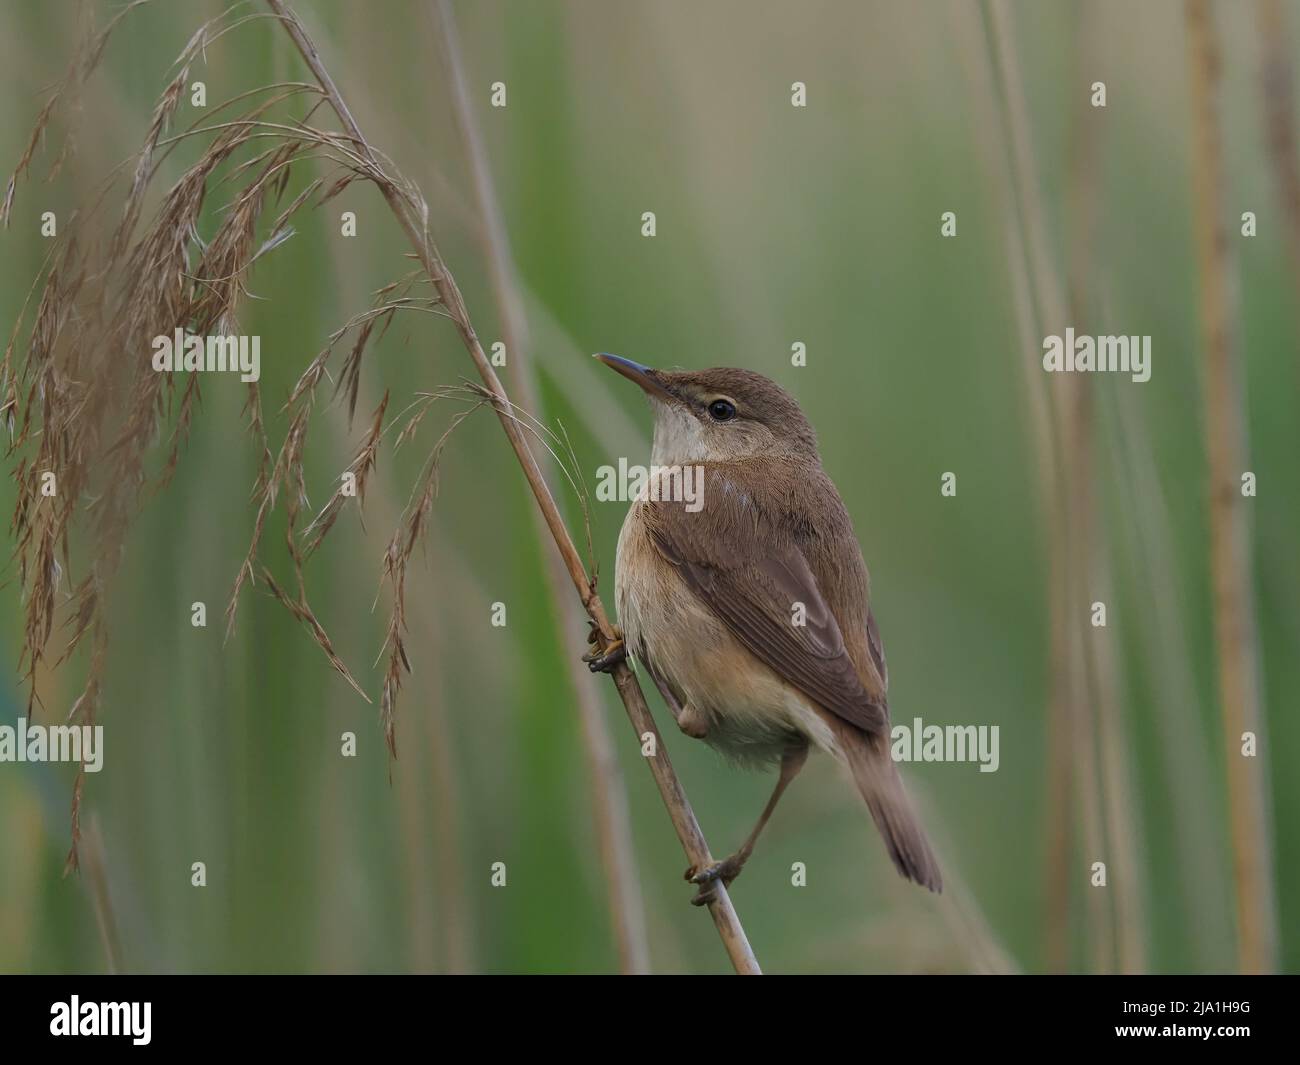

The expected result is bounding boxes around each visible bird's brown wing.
[644,496,887,737]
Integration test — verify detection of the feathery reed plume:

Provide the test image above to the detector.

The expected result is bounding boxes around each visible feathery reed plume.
[4,5,289,868]
[1,3,468,861]
[427,0,651,974]
[0,0,149,227]
[377,384,493,756]
[1184,0,1279,974]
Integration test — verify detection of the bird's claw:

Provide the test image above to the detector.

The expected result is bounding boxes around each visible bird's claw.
[684,854,746,907]
[582,625,627,673]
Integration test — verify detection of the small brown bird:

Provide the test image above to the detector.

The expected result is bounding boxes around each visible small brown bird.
[588,354,941,903]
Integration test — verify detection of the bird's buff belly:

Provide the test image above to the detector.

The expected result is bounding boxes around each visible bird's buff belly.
[614,506,837,767]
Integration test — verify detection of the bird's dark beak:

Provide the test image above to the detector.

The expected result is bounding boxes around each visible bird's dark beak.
[594,353,679,404]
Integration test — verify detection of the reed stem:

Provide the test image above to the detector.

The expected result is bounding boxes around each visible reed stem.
[1184,0,1279,974]
[265,0,759,974]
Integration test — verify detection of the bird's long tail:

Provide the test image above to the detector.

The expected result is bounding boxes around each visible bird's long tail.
[832,718,943,893]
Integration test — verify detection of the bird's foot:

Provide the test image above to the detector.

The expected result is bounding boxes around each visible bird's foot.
[582,623,626,673]
[684,852,748,907]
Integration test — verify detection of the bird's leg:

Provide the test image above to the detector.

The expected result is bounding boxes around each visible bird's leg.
[687,741,809,906]
[582,621,626,673]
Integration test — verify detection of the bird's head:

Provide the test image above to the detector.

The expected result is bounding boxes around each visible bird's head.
[595,354,819,466]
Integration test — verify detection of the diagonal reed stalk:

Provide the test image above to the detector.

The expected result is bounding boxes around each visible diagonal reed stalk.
[1184,0,1279,975]
[426,0,651,973]
[263,0,759,974]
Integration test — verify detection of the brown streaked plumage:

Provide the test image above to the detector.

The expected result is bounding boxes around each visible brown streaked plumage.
[594,354,942,899]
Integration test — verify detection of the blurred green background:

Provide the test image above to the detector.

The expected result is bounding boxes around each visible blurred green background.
[0,0,1296,974]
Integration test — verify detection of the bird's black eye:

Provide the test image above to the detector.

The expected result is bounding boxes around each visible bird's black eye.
[707,399,736,422]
